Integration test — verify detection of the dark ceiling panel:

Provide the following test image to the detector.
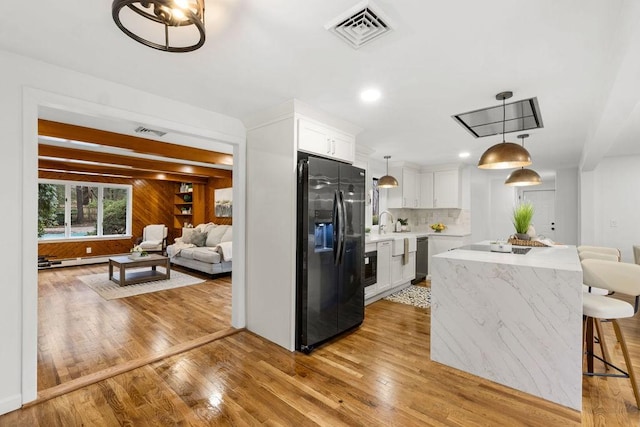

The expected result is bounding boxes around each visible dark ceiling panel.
[453,97,543,138]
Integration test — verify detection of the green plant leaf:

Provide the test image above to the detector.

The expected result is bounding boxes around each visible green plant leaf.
[512,202,534,234]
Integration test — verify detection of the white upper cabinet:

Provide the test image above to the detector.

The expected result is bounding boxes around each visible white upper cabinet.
[433,169,460,208]
[419,172,434,208]
[387,166,420,208]
[297,118,355,163]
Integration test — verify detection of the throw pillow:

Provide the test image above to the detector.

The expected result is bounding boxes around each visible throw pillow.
[190,230,208,247]
[220,226,233,243]
[205,225,228,247]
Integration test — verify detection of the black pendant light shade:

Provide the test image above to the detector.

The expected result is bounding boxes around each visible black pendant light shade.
[378,155,398,188]
[112,0,205,52]
[477,92,533,170]
[504,134,542,186]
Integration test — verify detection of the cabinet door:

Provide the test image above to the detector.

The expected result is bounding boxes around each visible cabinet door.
[433,169,460,208]
[402,252,416,281]
[403,169,418,208]
[298,119,331,157]
[427,235,465,276]
[376,241,392,291]
[298,119,355,164]
[419,172,434,208]
[390,255,404,287]
[330,132,355,164]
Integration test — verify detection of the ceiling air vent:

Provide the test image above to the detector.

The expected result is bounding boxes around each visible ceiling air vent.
[325,1,393,49]
[134,126,167,137]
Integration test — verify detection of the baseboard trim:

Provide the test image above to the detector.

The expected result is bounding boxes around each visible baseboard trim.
[39,254,129,269]
[0,394,22,416]
[24,327,244,408]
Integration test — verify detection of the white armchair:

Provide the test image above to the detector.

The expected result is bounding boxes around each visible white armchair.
[138,224,168,254]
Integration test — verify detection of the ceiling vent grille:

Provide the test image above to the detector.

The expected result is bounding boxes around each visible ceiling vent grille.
[134,126,167,137]
[325,1,393,49]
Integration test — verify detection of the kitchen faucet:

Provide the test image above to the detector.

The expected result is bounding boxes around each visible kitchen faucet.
[378,210,394,234]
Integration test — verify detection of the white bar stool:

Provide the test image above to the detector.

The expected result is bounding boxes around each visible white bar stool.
[578,245,621,261]
[582,258,640,408]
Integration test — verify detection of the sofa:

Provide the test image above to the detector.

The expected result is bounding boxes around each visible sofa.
[166,223,232,275]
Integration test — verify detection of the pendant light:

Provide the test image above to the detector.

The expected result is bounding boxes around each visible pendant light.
[112,0,206,53]
[477,92,532,169]
[505,134,542,186]
[378,155,398,188]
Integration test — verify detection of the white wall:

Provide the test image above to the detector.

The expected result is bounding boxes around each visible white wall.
[470,168,491,242]
[0,49,245,415]
[489,178,517,240]
[245,117,296,350]
[581,155,640,262]
[555,168,579,245]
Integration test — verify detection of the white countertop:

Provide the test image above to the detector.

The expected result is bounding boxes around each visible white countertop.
[434,240,581,272]
[366,231,471,243]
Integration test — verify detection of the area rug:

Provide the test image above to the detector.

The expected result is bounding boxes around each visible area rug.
[383,285,431,309]
[78,268,205,300]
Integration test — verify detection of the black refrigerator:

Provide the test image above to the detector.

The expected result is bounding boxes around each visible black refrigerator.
[296,152,365,353]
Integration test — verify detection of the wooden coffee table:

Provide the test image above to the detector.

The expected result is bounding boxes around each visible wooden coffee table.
[108,254,171,286]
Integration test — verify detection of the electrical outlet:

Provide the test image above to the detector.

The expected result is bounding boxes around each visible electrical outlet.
[86,247,92,254]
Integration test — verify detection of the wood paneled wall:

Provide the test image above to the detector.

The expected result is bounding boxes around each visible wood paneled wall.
[206,177,233,226]
[38,173,175,259]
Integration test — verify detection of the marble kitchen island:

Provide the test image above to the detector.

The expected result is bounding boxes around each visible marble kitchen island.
[431,242,583,411]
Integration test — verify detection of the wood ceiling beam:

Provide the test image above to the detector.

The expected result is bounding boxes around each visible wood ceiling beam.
[38,145,232,179]
[38,119,234,167]
[38,160,209,184]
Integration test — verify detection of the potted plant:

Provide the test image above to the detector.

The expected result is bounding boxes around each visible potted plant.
[512,201,534,240]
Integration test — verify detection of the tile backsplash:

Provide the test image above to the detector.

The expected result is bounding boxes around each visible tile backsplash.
[387,208,471,233]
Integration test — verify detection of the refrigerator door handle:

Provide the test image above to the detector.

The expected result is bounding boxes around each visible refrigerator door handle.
[333,190,342,266]
[337,190,347,265]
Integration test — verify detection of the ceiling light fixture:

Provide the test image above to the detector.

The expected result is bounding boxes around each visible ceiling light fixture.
[477,91,532,169]
[360,88,382,103]
[458,151,470,159]
[378,155,398,188]
[112,0,205,52]
[504,134,542,186]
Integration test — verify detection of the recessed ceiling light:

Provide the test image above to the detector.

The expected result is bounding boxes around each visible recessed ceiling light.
[458,152,471,158]
[360,88,381,103]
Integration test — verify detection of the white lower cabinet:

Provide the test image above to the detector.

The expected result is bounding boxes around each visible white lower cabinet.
[402,252,416,281]
[428,234,471,276]
[376,241,391,293]
[366,238,416,305]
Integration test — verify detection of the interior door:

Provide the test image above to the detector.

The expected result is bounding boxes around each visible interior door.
[522,190,556,240]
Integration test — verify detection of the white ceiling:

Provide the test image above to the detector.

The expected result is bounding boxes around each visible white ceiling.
[3,0,640,173]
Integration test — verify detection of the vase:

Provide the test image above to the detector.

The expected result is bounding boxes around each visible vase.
[514,233,530,240]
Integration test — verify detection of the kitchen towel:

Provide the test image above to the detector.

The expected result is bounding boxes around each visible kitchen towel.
[403,237,409,265]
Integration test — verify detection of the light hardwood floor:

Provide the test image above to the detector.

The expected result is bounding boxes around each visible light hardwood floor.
[2,273,640,425]
[37,264,232,391]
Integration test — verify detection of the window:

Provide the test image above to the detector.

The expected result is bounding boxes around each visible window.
[38,179,132,241]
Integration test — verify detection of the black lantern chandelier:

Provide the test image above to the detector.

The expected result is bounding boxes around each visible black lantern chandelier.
[112,0,205,52]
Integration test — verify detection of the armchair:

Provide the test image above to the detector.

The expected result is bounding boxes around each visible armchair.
[137,224,168,254]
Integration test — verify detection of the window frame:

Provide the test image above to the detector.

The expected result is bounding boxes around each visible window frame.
[38,178,133,242]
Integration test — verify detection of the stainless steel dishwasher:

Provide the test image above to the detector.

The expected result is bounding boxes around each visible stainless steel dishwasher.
[412,236,428,284]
